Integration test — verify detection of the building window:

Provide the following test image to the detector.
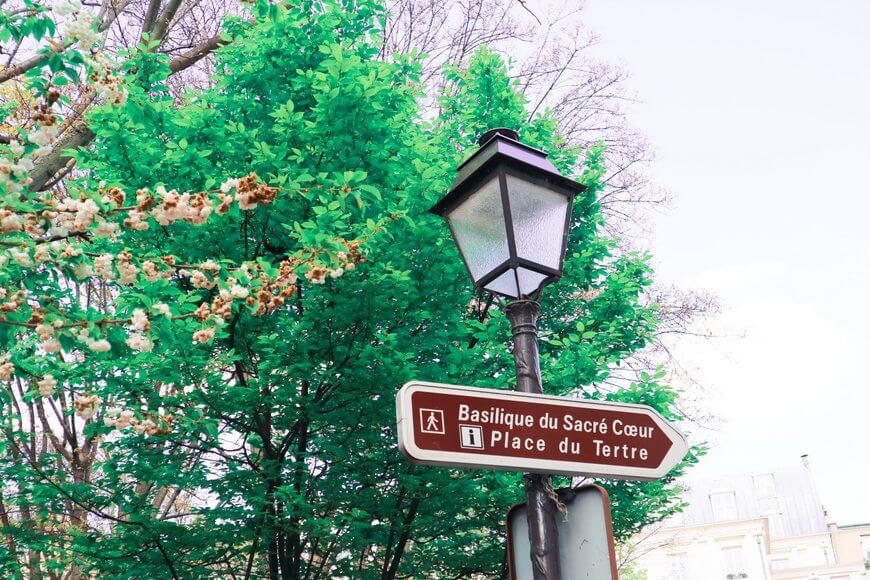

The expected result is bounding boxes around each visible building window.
[861,535,870,566]
[710,491,738,521]
[720,546,746,577]
[665,510,686,527]
[793,548,808,567]
[753,473,777,499]
[668,552,690,580]
[762,511,785,537]
[770,558,789,571]
[791,547,826,568]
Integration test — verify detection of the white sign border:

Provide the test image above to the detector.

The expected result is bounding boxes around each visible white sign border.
[396,381,689,481]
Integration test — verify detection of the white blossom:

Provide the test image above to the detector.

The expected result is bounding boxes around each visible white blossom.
[201,260,220,274]
[37,374,57,397]
[60,245,83,258]
[236,191,258,210]
[94,253,114,280]
[134,419,158,436]
[220,178,240,193]
[105,409,136,429]
[191,270,216,289]
[74,394,101,420]
[192,327,216,344]
[27,124,59,147]
[142,261,166,282]
[42,338,61,353]
[35,323,53,340]
[0,358,14,381]
[63,11,99,49]
[53,0,81,16]
[9,247,32,267]
[116,260,138,285]
[123,210,149,231]
[125,332,153,352]
[72,262,94,279]
[93,220,120,237]
[15,157,33,171]
[72,198,99,232]
[130,309,149,332]
[0,213,23,232]
[78,330,112,353]
[93,76,127,106]
[34,245,51,263]
[89,339,111,352]
[229,284,249,299]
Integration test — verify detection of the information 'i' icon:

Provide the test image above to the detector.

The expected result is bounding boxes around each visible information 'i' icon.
[459,425,484,449]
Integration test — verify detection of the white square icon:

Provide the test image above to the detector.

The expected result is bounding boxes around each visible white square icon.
[419,409,445,434]
[459,425,484,449]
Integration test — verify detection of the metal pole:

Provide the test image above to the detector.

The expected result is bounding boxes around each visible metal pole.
[505,299,561,580]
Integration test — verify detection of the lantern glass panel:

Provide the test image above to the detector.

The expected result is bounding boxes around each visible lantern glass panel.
[517,267,548,296]
[445,177,509,283]
[483,270,519,298]
[482,267,549,299]
[506,174,570,269]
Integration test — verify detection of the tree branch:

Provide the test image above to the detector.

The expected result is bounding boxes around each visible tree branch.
[27,32,228,192]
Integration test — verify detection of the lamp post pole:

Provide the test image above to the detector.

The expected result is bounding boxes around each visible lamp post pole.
[505,299,561,580]
[427,127,584,579]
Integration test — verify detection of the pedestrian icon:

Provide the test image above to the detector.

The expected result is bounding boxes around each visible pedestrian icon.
[459,425,484,449]
[419,408,445,434]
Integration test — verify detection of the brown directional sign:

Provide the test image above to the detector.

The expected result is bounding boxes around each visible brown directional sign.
[396,381,688,480]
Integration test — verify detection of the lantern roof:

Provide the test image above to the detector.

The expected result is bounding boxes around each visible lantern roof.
[429,128,585,216]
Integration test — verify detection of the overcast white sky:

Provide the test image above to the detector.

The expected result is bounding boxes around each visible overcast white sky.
[580,0,870,524]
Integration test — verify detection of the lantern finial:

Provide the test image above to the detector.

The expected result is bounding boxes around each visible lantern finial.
[478,128,519,146]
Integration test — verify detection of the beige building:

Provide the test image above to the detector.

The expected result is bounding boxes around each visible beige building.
[628,458,870,579]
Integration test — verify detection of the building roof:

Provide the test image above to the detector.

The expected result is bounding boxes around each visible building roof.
[666,464,827,538]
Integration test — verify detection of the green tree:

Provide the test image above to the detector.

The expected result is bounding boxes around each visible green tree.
[0,1,701,577]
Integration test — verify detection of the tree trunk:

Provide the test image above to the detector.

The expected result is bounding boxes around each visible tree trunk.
[382,497,421,580]
[288,414,310,578]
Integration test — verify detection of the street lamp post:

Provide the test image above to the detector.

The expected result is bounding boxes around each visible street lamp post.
[430,128,586,580]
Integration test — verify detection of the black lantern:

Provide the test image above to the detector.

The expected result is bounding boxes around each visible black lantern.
[430,128,586,299]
